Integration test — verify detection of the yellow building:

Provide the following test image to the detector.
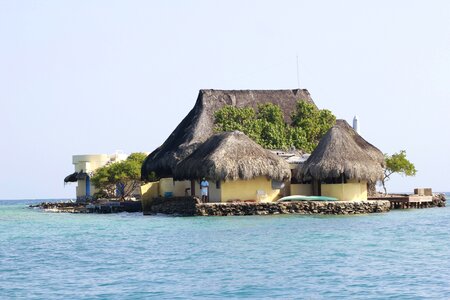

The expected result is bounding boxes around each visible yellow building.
[141,176,284,203]
[64,151,128,201]
[171,131,291,203]
[295,120,385,201]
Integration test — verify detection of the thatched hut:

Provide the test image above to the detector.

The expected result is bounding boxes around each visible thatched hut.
[295,119,384,200]
[173,131,291,203]
[141,89,315,179]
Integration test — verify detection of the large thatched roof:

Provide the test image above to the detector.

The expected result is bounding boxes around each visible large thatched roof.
[297,119,384,182]
[173,131,291,182]
[142,89,315,179]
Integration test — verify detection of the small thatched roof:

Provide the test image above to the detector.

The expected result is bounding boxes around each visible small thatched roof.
[173,131,291,182]
[64,171,89,183]
[142,89,315,179]
[297,119,384,182]
[64,172,78,183]
[340,120,385,167]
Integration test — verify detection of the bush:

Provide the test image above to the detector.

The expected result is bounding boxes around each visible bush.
[214,101,335,152]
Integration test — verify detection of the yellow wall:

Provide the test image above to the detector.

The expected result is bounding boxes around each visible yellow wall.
[175,180,221,202]
[173,177,284,203]
[140,182,159,201]
[290,184,313,196]
[221,176,282,203]
[321,181,368,201]
[173,180,191,197]
[159,178,174,196]
[207,181,221,203]
[140,182,160,213]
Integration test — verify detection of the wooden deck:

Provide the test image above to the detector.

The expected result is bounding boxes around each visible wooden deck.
[368,195,433,209]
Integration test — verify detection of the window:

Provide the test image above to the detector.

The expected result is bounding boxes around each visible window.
[271,180,285,190]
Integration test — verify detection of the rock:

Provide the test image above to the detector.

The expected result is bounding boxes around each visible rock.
[432,193,446,207]
[146,197,391,216]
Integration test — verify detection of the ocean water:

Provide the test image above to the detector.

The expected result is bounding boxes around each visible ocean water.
[1,195,449,299]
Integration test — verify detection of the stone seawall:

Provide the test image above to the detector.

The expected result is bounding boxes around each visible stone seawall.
[143,197,391,216]
[145,197,200,216]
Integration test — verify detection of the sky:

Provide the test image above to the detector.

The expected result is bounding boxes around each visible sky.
[1,0,449,199]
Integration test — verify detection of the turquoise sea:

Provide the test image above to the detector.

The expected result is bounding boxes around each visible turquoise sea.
[1,195,449,299]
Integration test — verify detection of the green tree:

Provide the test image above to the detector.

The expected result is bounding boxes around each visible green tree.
[256,103,285,125]
[382,150,417,195]
[258,120,289,149]
[214,101,336,152]
[213,106,255,132]
[91,152,147,200]
[286,126,310,152]
[291,101,336,152]
[255,103,290,149]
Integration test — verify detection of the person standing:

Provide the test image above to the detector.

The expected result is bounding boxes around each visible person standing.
[200,177,209,203]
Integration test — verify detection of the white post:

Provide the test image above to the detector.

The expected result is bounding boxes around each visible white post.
[353,115,360,134]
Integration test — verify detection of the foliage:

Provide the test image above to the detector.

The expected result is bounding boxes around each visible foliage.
[127,152,148,163]
[257,103,284,124]
[91,152,147,200]
[214,101,336,152]
[381,150,417,194]
[286,126,309,152]
[212,106,255,133]
[291,101,336,152]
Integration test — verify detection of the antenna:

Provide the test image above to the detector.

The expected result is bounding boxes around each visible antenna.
[296,54,300,88]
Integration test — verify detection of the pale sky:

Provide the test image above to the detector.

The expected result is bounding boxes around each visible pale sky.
[1,0,449,199]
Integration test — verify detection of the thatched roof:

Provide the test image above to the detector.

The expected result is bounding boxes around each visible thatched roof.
[64,172,78,183]
[64,171,89,183]
[173,131,291,182]
[341,120,385,167]
[142,89,315,179]
[297,119,384,182]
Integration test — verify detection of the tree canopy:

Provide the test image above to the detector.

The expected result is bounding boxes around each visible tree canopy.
[91,152,147,200]
[214,101,335,152]
[382,150,417,194]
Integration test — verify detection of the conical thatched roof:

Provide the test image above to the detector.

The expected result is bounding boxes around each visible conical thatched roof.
[341,120,385,167]
[173,131,291,182]
[142,89,315,179]
[297,119,384,182]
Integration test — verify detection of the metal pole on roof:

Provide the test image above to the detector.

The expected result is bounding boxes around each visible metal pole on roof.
[296,55,300,89]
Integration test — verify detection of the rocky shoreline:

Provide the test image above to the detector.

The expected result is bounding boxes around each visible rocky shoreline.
[196,200,391,216]
[30,200,142,213]
[29,201,87,213]
[144,196,391,216]
[31,193,446,215]
[431,193,447,207]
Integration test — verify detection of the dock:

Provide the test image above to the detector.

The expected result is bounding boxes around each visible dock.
[369,195,433,209]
